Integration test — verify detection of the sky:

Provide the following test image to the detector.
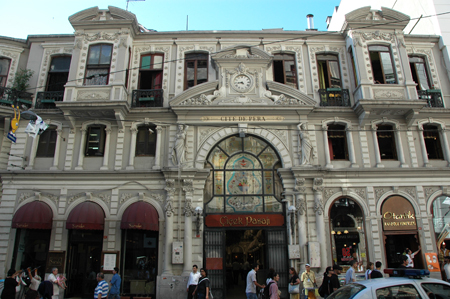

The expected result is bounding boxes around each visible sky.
[0,0,341,39]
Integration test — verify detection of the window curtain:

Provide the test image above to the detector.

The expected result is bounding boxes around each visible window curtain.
[318,61,326,89]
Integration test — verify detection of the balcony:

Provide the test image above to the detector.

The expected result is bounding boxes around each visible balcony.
[0,86,33,109]
[417,89,444,108]
[319,88,350,107]
[132,89,163,108]
[35,91,64,109]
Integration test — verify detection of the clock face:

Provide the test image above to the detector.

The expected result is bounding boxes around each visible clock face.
[232,74,252,93]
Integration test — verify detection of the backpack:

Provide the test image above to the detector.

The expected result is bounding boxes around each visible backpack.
[263,281,275,298]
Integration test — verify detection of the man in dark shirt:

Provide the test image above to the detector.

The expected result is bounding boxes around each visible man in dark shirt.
[398,255,409,268]
[331,265,342,288]
[370,262,383,279]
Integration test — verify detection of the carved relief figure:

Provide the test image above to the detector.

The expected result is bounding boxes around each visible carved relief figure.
[172,124,189,166]
[297,123,314,165]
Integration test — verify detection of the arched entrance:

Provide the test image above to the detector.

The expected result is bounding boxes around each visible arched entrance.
[203,134,287,299]
[329,197,367,272]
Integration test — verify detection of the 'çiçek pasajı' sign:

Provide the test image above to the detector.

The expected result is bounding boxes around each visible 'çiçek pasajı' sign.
[205,214,284,228]
[382,196,417,231]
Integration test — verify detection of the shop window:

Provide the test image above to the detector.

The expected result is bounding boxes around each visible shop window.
[204,135,283,213]
[317,54,341,89]
[136,125,156,156]
[121,230,158,296]
[0,57,11,87]
[36,125,57,157]
[377,125,397,160]
[376,284,420,299]
[185,53,208,90]
[85,125,106,156]
[139,54,163,89]
[328,124,348,160]
[423,125,444,159]
[369,45,397,84]
[11,229,51,274]
[409,56,431,90]
[46,56,71,91]
[85,44,112,86]
[273,53,297,88]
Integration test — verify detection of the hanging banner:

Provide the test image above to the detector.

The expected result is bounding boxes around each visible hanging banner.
[424,252,440,272]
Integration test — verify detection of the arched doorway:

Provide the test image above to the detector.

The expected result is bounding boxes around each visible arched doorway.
[329,197,367,273]
[203,134,286,299]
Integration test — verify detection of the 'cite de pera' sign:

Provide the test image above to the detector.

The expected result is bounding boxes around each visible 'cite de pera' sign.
[205,214,284,228]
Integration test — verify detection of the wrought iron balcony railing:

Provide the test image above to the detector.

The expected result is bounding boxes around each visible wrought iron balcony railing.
[417,89,444,108]
[35,91,64,109]
[132,89,163,108]
[319,88,350,107]
[0,86,33,109]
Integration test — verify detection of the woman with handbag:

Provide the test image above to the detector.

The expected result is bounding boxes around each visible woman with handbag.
[288,267,300,299]
[192,268,210,299]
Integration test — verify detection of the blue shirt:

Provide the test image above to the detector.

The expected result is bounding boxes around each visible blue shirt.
[110,274,121,295]
[94,280,109,298]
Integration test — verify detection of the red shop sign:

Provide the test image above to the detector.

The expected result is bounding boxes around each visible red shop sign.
[205,214,284,228]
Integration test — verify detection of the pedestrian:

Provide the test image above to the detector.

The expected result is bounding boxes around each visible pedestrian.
[405,246,421,268]
[187,265,201,299]
[320,267,339,299]
[370,262,383,279]
[443,256,450,282]
[300,264,316,299]
[109,267,121,299]
[332,265,342,288]
[246,263,265,299]
[365,262,374,280]
[398,255,409,268]
[269,273,280,299]
[1,269,21,299]
[345,260,357,285]
[288,267,300,299]
[25,268,41,299]
[47,268,60,299]
[192,268,210,299]
[94,273,109,299]
[266,268,275,285]
[15,271,27,299]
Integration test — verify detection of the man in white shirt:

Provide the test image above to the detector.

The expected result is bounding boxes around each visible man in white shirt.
[444,256,450,283]
[186,265,201,299]
[345,260,358,285]
[48,267,60,299]
[245,263,265,299]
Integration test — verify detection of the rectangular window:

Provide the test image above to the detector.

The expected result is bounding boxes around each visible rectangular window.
[139,54,163,89]
[36,126,57,157]
[47,56,71,92]
[136,125,156,156]
[377,125,397,160]
[409,56,431,90]
[423,125,444,159]
[85,126,106,156]
[185,53,208,90]
[328,124,348,160]
[273,54,297,88]
[0,58,11,87]
[317,54,342,89]
[369,45,397,84]
[85,44,112,86]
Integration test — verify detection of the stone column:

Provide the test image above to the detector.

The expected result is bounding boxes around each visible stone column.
[394,129,408,168]
[100,128,111,170]
[371,126,384,168]
[439,128,450,166]
[313,178,327,270]
[418,126,430,167]
[182,179,194,276]
[322,125,332,168]
[296,193,307,250]
[75,128,87,170]
[346,127,358,168]
[153,126,163,170]
[162,179,175,276]
[25,136,39,170]
[126,127,137,170]
[50,129,62,170]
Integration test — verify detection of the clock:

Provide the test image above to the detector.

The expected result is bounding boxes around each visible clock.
[231,74,253,93]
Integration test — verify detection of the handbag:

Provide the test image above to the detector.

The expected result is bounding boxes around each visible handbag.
[288,283,300,294]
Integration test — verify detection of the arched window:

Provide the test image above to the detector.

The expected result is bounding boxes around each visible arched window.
[205,135,283,213]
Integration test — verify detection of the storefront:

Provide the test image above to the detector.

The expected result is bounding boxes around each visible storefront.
[381,196,423,268]
[431,195,450,278]
[203,134,288,299]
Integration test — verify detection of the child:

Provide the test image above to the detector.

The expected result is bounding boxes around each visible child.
[56,274,67,289]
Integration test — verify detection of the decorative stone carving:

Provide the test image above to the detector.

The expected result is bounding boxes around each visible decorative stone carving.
[324,188,338,200]
[77,90,110,100]
[373,89,404,99]
[75,31,126,42]
[199,127,220,146]
[267,127,288,146]
[424,187,439,200]
[354,188,366,199]
[264,92,306,106]
[68,192,85,204]
[18,193,34,203]
[120,193,133,204]
[183,179,195,217]
[297,123,315,165]
[313,178,324,192]
[164,179,176,217]
[295,196,307,216]
[294,177,306,193]
[355,31,395,43]
[314,196,324,215]
[404,188,416,199]
[375,188,388,200]
[179,92,220,106]
[98,194,111,204]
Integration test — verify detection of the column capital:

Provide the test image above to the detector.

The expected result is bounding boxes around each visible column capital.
[295,194,307,216]
[313,178,324,193]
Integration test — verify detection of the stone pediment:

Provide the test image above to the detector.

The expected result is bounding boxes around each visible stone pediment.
[170,80,316,107]
[343,6,410,31]
[69,6,137,22]
[213,45,272,60]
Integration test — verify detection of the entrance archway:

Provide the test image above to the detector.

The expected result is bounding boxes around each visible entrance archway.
[203,134,287,299]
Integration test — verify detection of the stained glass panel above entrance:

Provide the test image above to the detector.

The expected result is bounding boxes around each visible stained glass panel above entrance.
[205,134,283,214]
